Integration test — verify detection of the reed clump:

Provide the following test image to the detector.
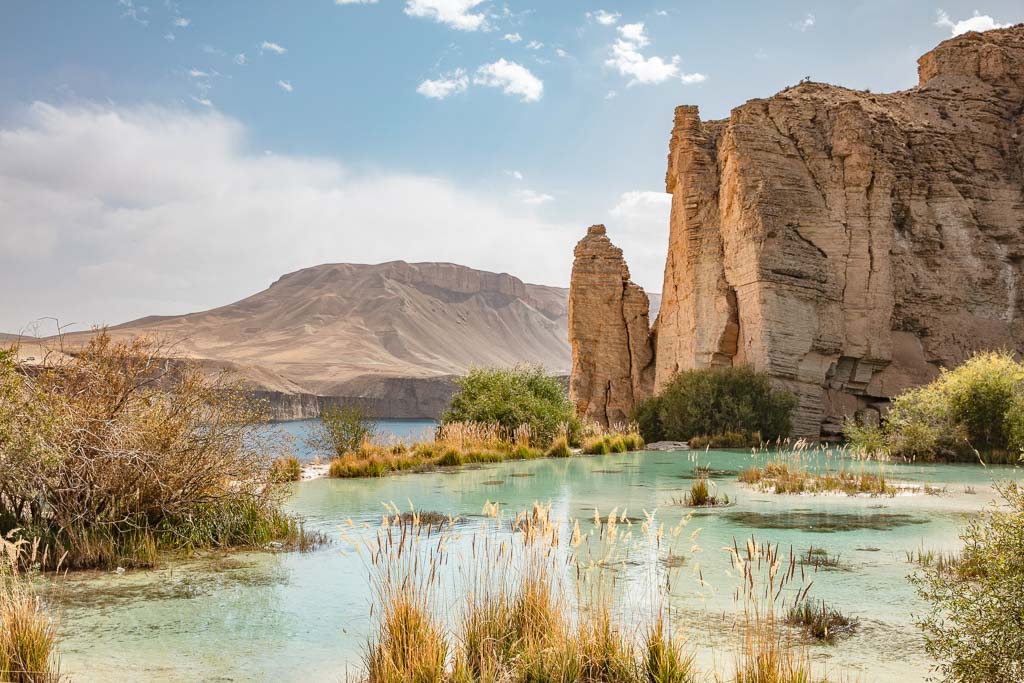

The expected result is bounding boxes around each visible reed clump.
[738,461,897,496]
[270,454,302,482]
[326,421,642,478]
[0,333,318,570]
[785,599,859,643]
[354,501,844,683]
[0,535,60,682]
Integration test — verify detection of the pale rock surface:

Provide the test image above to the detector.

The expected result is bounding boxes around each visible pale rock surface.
[656,26,1024,436]
[569,225,655,426]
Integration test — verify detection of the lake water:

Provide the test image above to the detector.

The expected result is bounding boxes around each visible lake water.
[51,433,1023,682]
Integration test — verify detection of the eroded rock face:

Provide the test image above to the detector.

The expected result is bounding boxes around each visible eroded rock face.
[569,225,655,426]
[656,26,1024,436]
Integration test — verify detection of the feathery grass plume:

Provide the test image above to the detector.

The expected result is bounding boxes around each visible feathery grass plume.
[0,533,60,682]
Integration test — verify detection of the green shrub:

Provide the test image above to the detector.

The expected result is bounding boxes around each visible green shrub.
[581,436,610,455]
[688,431,760,449]
[848,351,1024,462]
[633,366,795,444]
[632,397,663,443]
[913,482,1024,681]
[441,365,577,446]
[306,403,377,457]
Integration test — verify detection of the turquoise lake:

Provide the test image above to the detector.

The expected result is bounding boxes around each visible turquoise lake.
[51,425,1023,682]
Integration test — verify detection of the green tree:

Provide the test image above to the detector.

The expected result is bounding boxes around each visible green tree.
[306,403,377,456]
[913,482,1024,682]
[441,365,575,446]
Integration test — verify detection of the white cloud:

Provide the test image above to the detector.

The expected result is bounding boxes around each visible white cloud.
[164,32,175,41]
[555,48,569,58]
[473,59,543,102]
[606,23,705,86]
[588,9,620,26]
[119,0,149,26]
[505,170,524,180]
[503,32,522,42]
[277,80,294,93]
[797,13,815,31]
[607,191,671,293]
[617,22,649,47]
[935,9,1011,36]
[416,69,469,99]
[202,45,226,56]
[234,53,248,66]
[190,96,213,107]
[188,69,210,79]
[260,41,287,55]
[604,90,617,100]
[173,17,190,27]
[0,102,575,330]
[404,0,487,31]
[525,40,543,50]
[515,189,554,205]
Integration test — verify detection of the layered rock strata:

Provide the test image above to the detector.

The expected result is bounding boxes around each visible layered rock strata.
[569,225,655,426]
[655,26,1024,436]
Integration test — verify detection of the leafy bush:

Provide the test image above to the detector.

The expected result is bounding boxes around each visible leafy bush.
[306,403,377,457]
[633,366,795,444]
[847,351,1024,462]
[913,482,1024,681]
[545,435,571,458]
[0,332,309,569]
[441,365,576,447]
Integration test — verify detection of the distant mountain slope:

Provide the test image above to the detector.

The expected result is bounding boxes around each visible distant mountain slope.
[53,261,659,418]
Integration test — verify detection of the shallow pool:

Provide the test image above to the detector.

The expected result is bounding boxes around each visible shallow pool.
[53,448,1022,681]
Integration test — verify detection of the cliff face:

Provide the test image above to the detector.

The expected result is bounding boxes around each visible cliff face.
[569,225,655,426]
[656,26,1024,436]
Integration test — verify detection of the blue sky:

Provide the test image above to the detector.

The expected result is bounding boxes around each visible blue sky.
[0,1,1021,332]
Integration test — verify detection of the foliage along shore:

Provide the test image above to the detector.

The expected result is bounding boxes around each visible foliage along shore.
[0,332,319,571]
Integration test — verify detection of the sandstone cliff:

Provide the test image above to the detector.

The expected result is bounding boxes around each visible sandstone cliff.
[656,26,1024,436]
[569,225,655,426]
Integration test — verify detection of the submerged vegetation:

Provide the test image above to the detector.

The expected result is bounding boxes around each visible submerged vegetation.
[633,366,796,447]
[785,599,859,643]
[846,351,1024,463]
[913,482,1024,681]
[0,333,316,570]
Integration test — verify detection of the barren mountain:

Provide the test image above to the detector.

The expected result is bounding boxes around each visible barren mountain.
[55,261,624,418]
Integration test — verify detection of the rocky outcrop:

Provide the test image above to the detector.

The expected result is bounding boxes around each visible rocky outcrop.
[656,26,1024,436]
[569,225,655,426]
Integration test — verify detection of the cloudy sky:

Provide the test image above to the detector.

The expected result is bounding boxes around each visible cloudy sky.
[1,1,1020,333]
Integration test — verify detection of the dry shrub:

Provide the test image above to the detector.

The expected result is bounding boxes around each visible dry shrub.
[0,332,307,569]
